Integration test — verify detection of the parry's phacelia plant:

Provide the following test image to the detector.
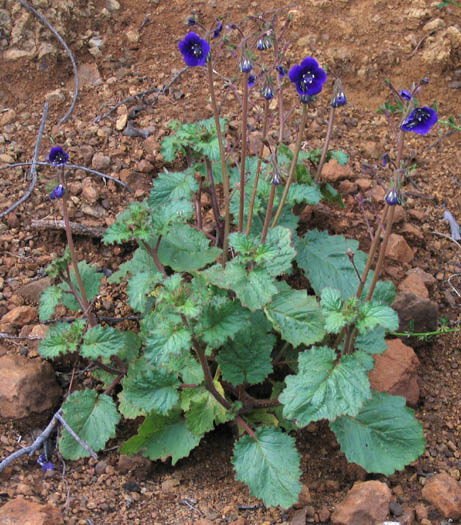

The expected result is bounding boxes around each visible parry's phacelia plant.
[49,184,65,200]
[26,13,451,512]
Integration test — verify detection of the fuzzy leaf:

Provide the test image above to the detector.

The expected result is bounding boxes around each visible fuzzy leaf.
[59,389,120,460]
[108,246,155,284]
[149,170,198,206]
[158,224,221,271]
[120,409,201,465]
[232,426,302,509]
[39,320,85,359]
[197,300,251,349]
[280,346,370,426]
[320,287,347,334]
[356,302,399,334]
[39,285,63,321]
[260,226,296,277]
[331,391,425,474]
[144,317,192,365]
[217,317,274,385]
[122,358,179,415]
[288,183,322,206]
[264,290,325,347]
[202,260,278,311]
[186,382,230,435]
[296,230,369,299]
[80,325,126,360]
[59,261,103,312]
[126,271,160,313]
[354,327,387,354]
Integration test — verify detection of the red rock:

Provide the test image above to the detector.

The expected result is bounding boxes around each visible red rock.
[318,506,331,521]
[0,497,63,524]
[0,306,38,326]
[321,158,353,182]
[91,151,111,170]
[81,177,99,203]
[117,454,151,474]
[400,223,424,239]
[392,205,406,224]
[399,505,416,525]
[355,178,372,191]
[392,292,439,333]
[366,184,386,202]
[406,268,437,287]
[408,209,425,221]
[398,273,429,298]
[369,339,420,407]
[17,278,51,304]
[338,180,358,194]
[331,480,391,524]
[0,354,61,419]
[421,472,461,518]
[290,507,307,525]
[137,159,154,173]
[385,234,414,263]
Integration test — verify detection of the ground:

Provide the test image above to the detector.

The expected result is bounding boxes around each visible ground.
[0,0,460,523]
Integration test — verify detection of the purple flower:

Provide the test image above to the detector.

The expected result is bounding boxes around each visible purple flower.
[382,153,390,167]
[331,91,347,108]
[178,32,210,67]
[289,56,327,97]
[240,58,253,73]
[49,184,65,200]
[261,86,273,100]
[272,173,282,185]
[37,453,55,472]
[256,37,271,50]
[400,106,438,135]
[186,17,196,26]
[276,65,286,78]
[248,75,256,88]
[48,146,69,166]
[212,21,223,39]
[385,189,401,206]
[399,89,412,101]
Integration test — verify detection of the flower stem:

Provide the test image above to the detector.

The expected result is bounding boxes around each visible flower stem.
[239,72,249,232]
[207,60,230,265]
[246,98,269,234]
[205,158,224,242]
[58,168,95,327]
[142,238,167,277]
[314,106,335,183]
[261,182,276,243]
[271,103,308,228]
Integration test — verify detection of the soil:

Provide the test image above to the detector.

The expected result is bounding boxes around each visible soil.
[0,0,460,524]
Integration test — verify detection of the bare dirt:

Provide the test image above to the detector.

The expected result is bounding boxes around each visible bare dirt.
[0,0,460,524]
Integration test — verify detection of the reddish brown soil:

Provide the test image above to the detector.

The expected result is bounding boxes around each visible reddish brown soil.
[0,0,460,524]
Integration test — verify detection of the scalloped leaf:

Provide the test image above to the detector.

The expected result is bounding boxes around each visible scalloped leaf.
[39,320,85,359]
[39,285,63,321]
[331,391,425,474]
[232,426,302,509]
[80,325,126,360]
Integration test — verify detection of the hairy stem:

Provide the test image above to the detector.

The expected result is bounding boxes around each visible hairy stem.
[205,158,224,242]
[142,238,167,277]
[207,60,230,265]
[239,72,249,232]
[314,105,335,183]
[261,182,276,243]
[246,98,270,234]
[271,103,308,228]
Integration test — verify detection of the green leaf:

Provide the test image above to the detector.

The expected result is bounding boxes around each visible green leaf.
[185,382,229,435]
[149,170,198,206]
[371,279,396,305]
[232,426,302,508]
[329,149,348,166]
[217,317,274,385]
[80,325,126,360]
[262,227,296,277]
[150,199,194,235]
[356,302,399,334]
[126,271,160,313]
[39,285,63,321]
[158,224,221,271]
[59,389,120,460]
[280,346,371,426]
[121,409,201,465]
[144,316,192,366]
[264,290,325,347]
[287,183,322,206]
[103,202,150,244]
[59,261,103,311]
[197,300,251,349]
[296,230,369,299]
[320,287,347,334]
[331,391,425,474]
[117,390,146,419]
[354,327,387,354]
[320,182,345,208]
[39,320,85,359]
[202,259,278,311]
[108,246,156,284]
[122,358,179,415]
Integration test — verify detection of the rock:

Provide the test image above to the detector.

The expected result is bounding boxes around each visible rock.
[126,30,139,44]
[406,267,436,287]
[321,158,353,182]
[45,89,66,104]
[392,291,439,333]
[338,180,358,194]
[137,159,153,173]
[81,177,99,204]
[4,47,36,60]
[161,478,180,492]
[398,273,429,298]
[115,114,128,131]
[400,223,423,239]
[318,506,330,522]
[422,472,461,518]
[0,108,16,126]
[385,234,414,263]
[0,354,61,418]
[106,0,121,11]
[355,178,372,191]
[366,184,386,202]
[117,455,151,474]
[331,480,391,525]
[369,339,420,407]
[78,144,94,164]
[1,306,37,326]
[294,484,312,508]
[0,497,63,524]
[423,18,445,33]
[78,63,103,88]
[91,152,111,170]
[290,507,307,525]
[422,26,461,68]
[17,278,51,304]
[143,136,159,156]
